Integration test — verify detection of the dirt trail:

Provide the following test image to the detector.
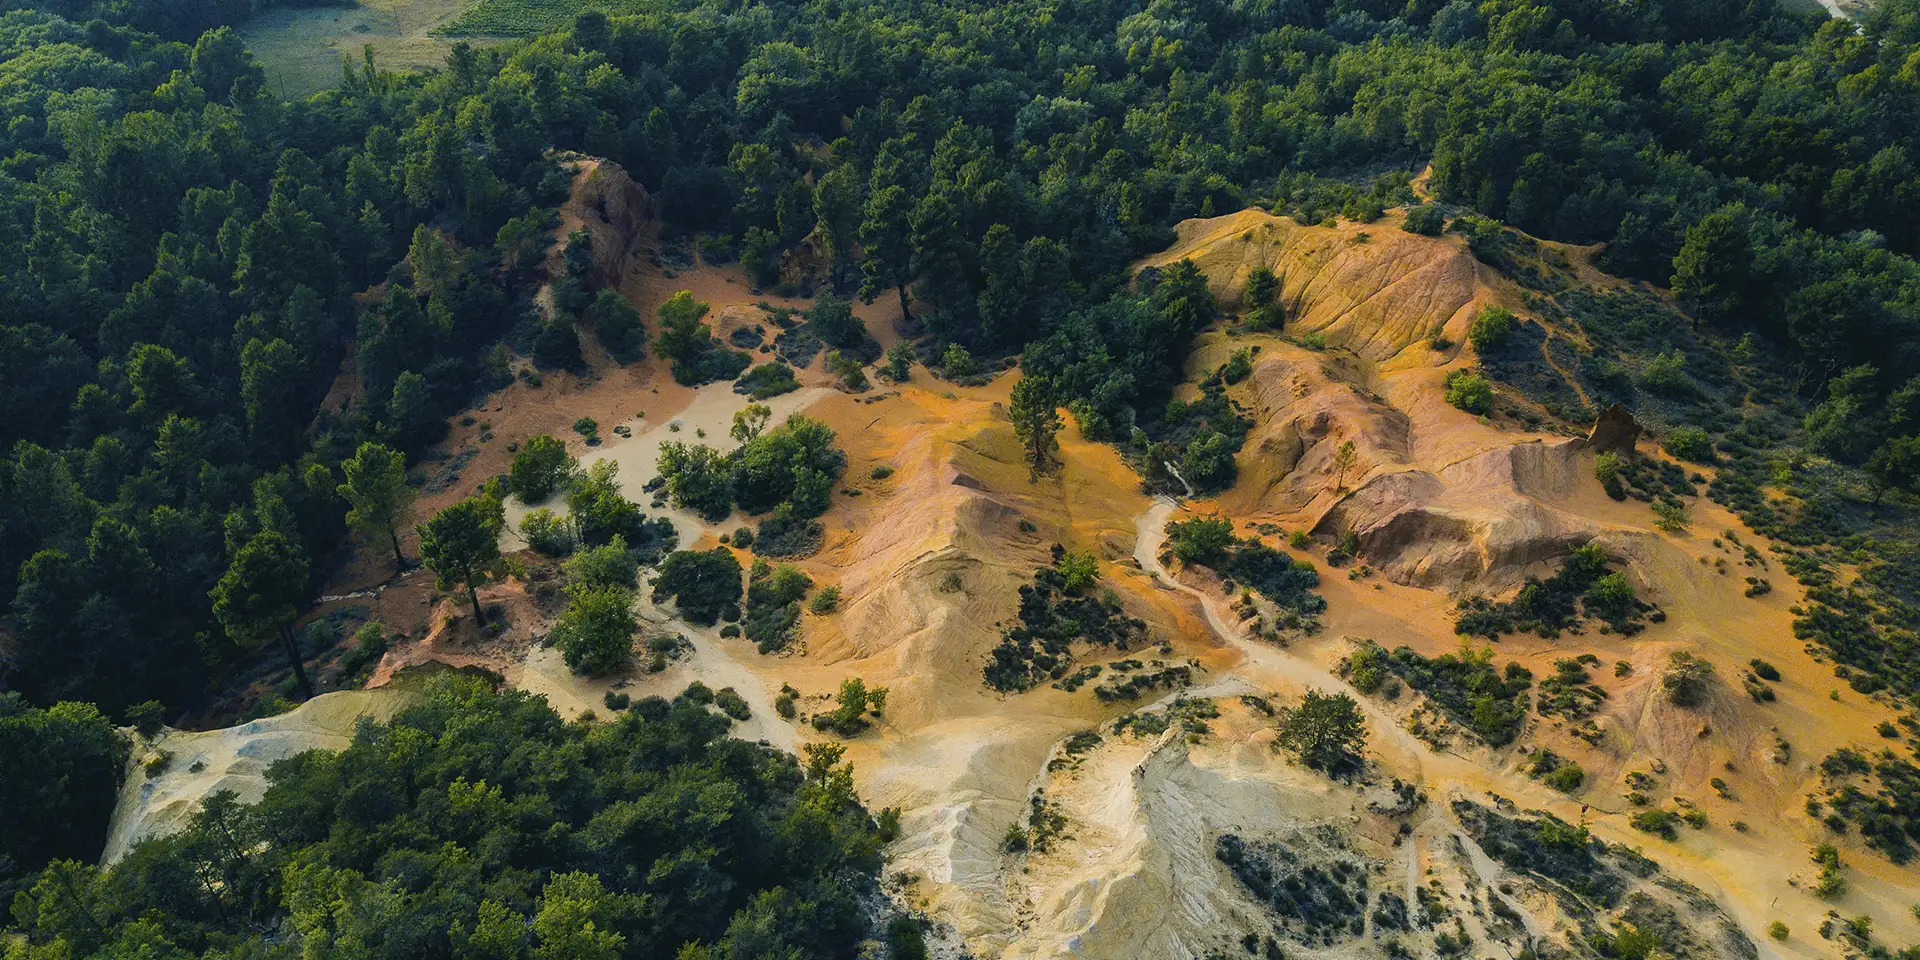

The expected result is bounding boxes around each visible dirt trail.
[1132,498,1434,769]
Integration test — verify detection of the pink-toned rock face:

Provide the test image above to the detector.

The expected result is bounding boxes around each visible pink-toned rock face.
[552,159,656,290]
[1584,403,1644,455]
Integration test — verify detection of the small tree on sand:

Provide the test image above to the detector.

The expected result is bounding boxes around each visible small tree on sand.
[418,489,506,625]
[1331,440,1360,492]
[1009,376,1062,481]
[1274,689,1368,775]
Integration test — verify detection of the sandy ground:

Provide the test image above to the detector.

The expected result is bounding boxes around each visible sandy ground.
[113,185,1920,958]
[103,687,417,862]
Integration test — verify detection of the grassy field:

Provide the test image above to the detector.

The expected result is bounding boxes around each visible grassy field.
[240,0,483,97]
[435,0,657,37]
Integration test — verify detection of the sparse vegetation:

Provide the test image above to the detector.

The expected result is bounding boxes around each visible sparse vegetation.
[1652,497,1690,532]
[1216,832,1370,942]
[1816,748,1920,863]
[657,413,847,547]
[1455,545,1652,638]
[813,677,889,737]
[984,547,1148,693]
[1368,640,1533,746]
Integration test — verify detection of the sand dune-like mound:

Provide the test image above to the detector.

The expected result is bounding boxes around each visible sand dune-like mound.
[1318,438,1600,588]
[1144,209,1635,590]
[1138,208,1485,363]
[102,688,415,862]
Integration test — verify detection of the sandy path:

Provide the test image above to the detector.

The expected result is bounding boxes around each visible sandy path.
[1132,498,1437,770]
[500,383,833,547]
[495,380,833,744]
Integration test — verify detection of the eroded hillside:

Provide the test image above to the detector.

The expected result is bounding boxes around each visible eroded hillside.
[117,186,1920,959]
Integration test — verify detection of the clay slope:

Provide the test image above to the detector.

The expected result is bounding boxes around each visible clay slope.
[1138,208,1485,363]
[549,156,656,290]
[102,688,415,862]
[1316,435,1600,588]
[1156,208,1614,590]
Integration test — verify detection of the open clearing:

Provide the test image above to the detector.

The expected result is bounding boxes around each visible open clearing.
[239,0,482,97]
[436,0,658,37]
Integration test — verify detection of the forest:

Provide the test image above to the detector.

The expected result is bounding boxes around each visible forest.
[4,0,1920,948]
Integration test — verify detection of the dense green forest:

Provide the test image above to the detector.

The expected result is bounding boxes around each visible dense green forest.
[4,0,1920,943]
[4,675,904,959]
[7,0,1920,719]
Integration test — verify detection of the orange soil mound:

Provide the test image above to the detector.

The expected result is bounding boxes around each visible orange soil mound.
[1138,208,1484,363]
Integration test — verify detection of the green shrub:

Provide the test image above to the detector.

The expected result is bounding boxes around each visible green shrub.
[809,585,842,614]
[1444,369,1494,415]
[1630,809,1681,839]
[1054,550,1100,592]
[1661,651,1714,707]
[1402,204,1445,236]
[553,585,637,676]
[520,508,575,555]
[1638,349,1689,394]
[1220,349,1254,384]
[124,700,166,738]
[1594,452,1625,499]
[1663,426,1714,462]
[941,343,977,377]
[509,434,578,503]
[737,362,801,399]
[714,687,752,721]
[1167,515,1236,565]
[1468,306,1515,351]
[1652,498,1689,532]
[651,548,744,626]
[1541,762,1585,791]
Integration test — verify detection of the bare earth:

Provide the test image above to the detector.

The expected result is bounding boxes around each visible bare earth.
[117,169,1920,957]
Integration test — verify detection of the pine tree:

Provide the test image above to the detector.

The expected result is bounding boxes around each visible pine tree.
[1009,377,1063,481]
[338,442,414,569]
[210,531,314,698]
[418,490,506,624]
